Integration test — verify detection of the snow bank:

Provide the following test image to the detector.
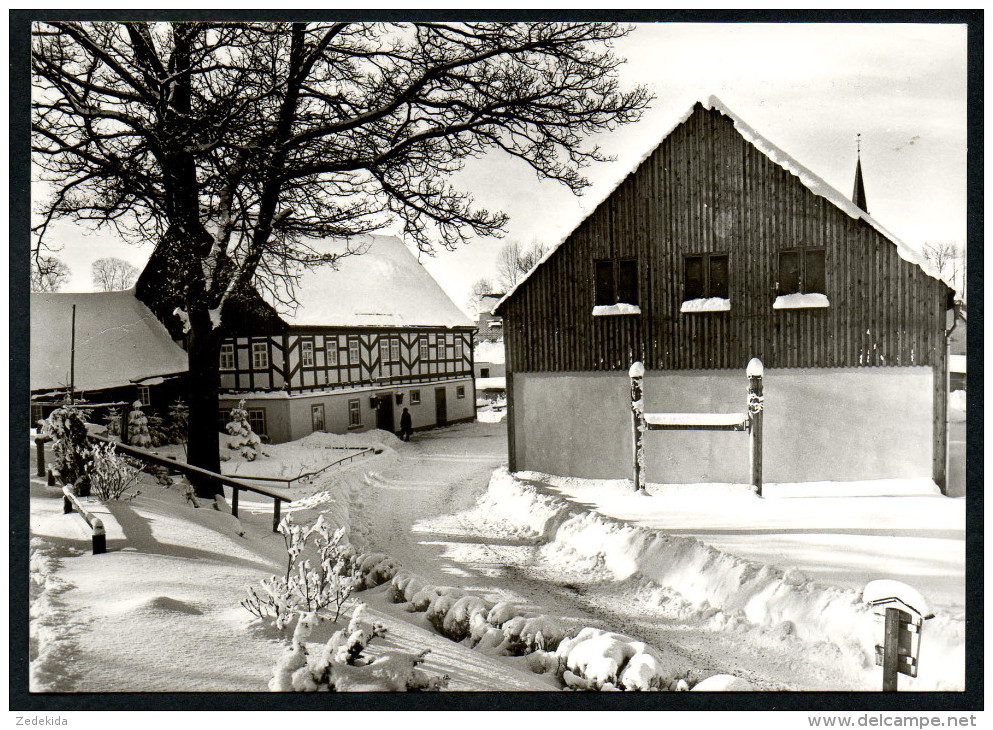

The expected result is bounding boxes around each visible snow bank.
[592,303,642,317]
[29,538,84,692]
[680,297,731,313]
[483,469,965,690]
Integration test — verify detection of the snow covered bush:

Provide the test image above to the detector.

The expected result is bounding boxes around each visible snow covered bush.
[226,400,264,460]
[269,605,448,692]
[167,399,189,447]
[353,553,401,590]
[43,404,92,496]
[128,401,152,447]
[552,627,673,691]
[146,411,168,447]
[242,514,359,628]
[104,407,121,437]
[88,442,142,501]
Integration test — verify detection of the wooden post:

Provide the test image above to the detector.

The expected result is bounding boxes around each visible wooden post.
[231,487,239,518]
[882,607,901,691]
[747,358,764,497]
[36,437,46,477]
[120,401,132,446]
[629,362,646,493]
[92,519,106,555]
[63,493,73,514]
[272,499,282,533]
[48,469,56,487]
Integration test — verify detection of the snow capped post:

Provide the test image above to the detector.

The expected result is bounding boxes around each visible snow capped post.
[629,361,647,493]
[91,518,107,555]
[863,580,934,692]
[746,358,764,497]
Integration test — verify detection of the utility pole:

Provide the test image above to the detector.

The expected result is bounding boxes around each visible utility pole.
[69,304,76,405]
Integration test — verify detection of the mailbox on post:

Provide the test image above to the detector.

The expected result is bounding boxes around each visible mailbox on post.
[862,580,934,691]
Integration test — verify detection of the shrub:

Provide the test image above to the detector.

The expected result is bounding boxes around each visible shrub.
[167,399,189,446]
[147,411,168,447]
[88,442,142,501]
[242,514,359,628]
[226,399,262,460]
[128,401,152,447]
[269,606,448,692]
[104,407,121,437]
[43,404,92,496]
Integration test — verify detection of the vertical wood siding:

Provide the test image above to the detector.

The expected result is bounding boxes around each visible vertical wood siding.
[502,105,950,374]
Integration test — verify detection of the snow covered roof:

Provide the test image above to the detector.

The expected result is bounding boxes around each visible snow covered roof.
[274,235,473,329]
[31,289,189,393]
[494,96,947,314]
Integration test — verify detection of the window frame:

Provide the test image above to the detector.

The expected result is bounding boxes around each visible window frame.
[390,337,400,362]
[410,390,421,405]
[419,337,430,361]
[593,257,639,307]
[456,385,466,399]
[300,339,314,368]
[776,247,827,296]
[682,252,730,301]
[347,398,362,428]
[326,337,338,366]
[219,343,235,371]
[348,337,360,366]
[247,408,267,436]
[137,385,151,406]
[252,341,269,370]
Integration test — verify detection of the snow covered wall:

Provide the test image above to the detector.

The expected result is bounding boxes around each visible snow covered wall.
[512,367,934,484]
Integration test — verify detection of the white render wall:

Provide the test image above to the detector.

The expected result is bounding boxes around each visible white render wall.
[512,368,934,484]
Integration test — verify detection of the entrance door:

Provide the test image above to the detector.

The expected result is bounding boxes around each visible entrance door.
[311,404,325,432]
[435,387,447,427]
[376,395,394,432]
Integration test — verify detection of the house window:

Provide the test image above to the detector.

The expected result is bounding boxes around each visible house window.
[455,338,464,360]
[683,253,729,300]
[777,248,826,295]
[348,337,360,365]
[480,368,490,378]
[326,338,338,366]
[137,385,151,406]
[390,338,400,362]
[248,408,267,436]
[301,340,314,367]
[218,409,231,431]
[348,398,362,428]
[456,385,466,399]
[594,258,639,306]
[410,390,421,405]
[219,343,235,370]
[419,337,430,361]
[380,337,390,363]
[252,342,269,370]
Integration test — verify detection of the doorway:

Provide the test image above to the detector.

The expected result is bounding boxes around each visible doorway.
[435,387,447,427]
[376,395,395,432]
[311,403,325,432]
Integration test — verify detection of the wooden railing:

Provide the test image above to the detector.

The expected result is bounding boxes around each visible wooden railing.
[230,447,375,488]
[88,435,292,532]
[62,486,107,554]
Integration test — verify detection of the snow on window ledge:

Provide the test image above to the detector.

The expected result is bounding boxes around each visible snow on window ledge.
[773,293,830,309]
[680,297,731,313]
[592,303,642,317]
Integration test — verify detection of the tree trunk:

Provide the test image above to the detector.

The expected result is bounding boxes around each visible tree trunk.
[186,307,223,498]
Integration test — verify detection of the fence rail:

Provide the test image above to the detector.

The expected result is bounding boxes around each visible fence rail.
[230,447,374,488]
[62,486,107,554]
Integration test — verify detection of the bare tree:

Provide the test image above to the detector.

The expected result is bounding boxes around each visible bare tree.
[92,257,140,291]
[467,276,497,316]
[31,21,650,492]
[30,254,71,292]
[496,239,548,290]
[921,241,965,296]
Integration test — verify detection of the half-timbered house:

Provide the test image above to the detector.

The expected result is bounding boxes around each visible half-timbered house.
[213,235,476,442]
[494,97,955,489]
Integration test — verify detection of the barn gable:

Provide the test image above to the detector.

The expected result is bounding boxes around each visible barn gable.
[495,97,952,374]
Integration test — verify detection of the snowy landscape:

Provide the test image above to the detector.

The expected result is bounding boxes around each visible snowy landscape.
[29,393,966,693]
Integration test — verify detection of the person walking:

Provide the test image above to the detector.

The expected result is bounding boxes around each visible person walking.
[399,407,413,441]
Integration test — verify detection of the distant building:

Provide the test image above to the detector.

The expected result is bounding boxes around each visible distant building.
[473,293,506,345]
[495,98,955,489]
[29,289,189,425]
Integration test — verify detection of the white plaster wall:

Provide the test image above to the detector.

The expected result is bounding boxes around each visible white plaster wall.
[513,368,934,484]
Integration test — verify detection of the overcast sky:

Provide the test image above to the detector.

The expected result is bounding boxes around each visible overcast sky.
[37,22,968,314]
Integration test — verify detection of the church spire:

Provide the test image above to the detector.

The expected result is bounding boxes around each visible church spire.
[852,133,868,213]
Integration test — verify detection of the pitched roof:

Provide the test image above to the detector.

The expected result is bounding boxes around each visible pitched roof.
[30,289,189,392]
[495,96,947,314]
[274,234,473,329]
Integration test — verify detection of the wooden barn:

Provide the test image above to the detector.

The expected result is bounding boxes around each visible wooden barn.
[494,97,955,489]
[208,235,476,443]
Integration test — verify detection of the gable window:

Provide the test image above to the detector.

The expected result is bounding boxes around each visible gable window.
[348,337,360,365]
[683,253,729,301]
[390,338,400,362]
[326,338,338,366]
[348,399,362,428]
[301,340,314,367]
[777,248,826,295]
[252,342,269,370]
[594,258,639,306]
[419,337,430,361]
[219,343,235,370]
[410,390,421,405]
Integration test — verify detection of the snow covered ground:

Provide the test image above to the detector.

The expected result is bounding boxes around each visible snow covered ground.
[29,416,967,692]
